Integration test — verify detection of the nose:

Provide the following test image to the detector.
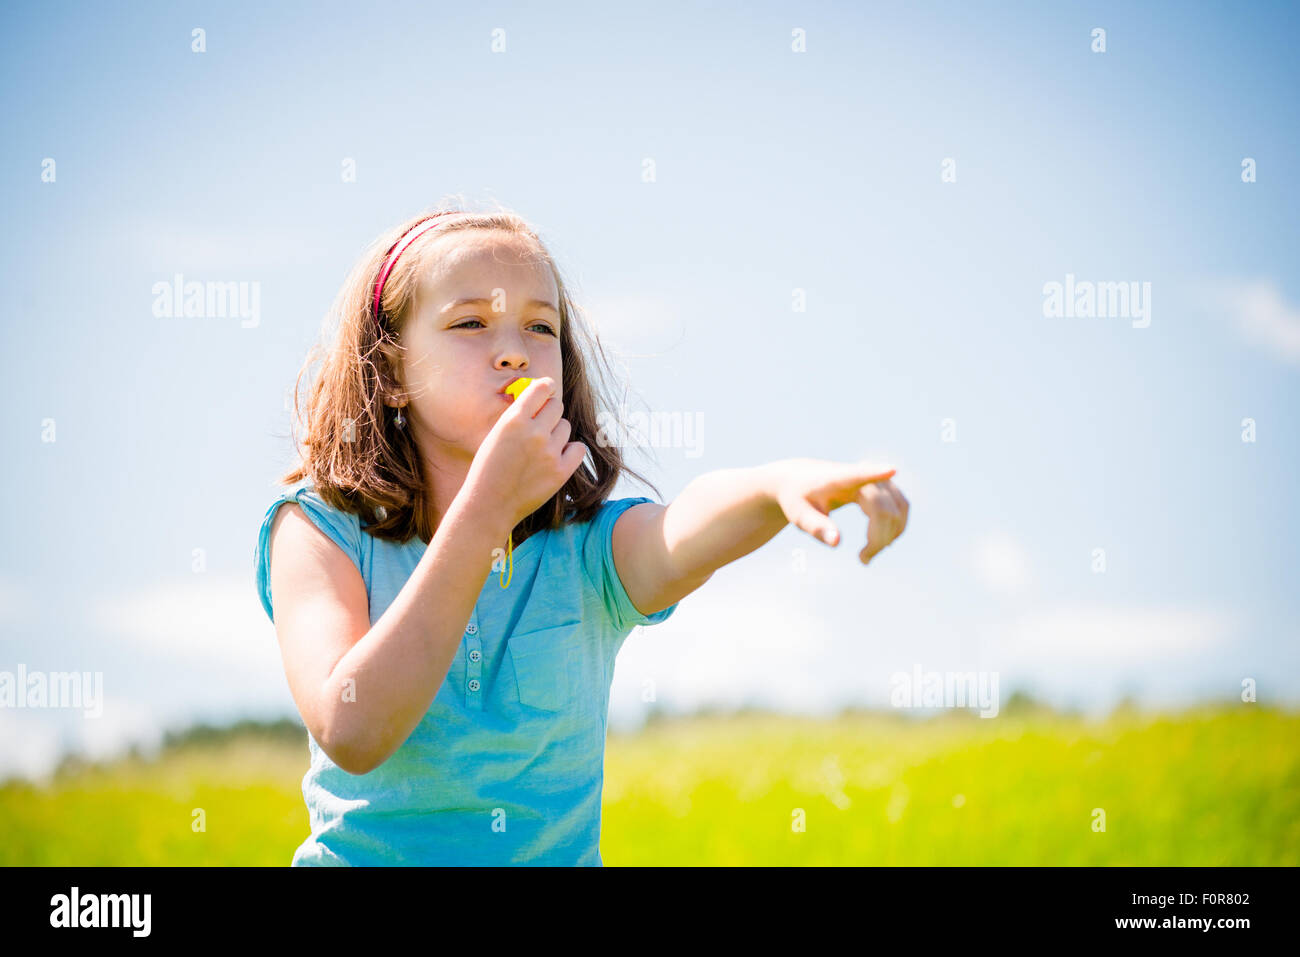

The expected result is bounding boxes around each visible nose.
[494,328,529,371]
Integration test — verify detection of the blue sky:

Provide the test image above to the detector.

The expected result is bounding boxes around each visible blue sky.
[1,0,1297,780]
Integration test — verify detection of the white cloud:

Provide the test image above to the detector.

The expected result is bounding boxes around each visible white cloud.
[610,556,843,726]
[989,604,1235,669]
[972,534,1031,594]
[92,577,281,676]
[577,293,688,359]
[1,576,281,783]
[1212,279,1300,365]
[0,693,167,785]
[0,710,65,784]
[119,220,335,272]
[76,696,164,764]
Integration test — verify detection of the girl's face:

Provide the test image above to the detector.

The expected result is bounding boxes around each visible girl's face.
[392,229,563,464]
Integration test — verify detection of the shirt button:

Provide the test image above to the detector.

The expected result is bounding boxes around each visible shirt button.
[467,679,480,692]
[469,649,481,662]
[466,623,478,635]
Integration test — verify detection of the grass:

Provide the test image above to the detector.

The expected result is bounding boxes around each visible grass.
[2,703,1295,865]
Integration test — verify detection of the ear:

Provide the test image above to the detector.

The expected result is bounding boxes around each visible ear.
[375,346,406,407]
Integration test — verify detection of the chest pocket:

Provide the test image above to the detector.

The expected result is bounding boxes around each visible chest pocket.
[508,622,580,712]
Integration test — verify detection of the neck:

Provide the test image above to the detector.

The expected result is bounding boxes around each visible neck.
[421,453,472,540]
[416,435,521,548]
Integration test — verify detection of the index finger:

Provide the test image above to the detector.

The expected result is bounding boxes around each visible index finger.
[515,376,559,419]
[843,461,896,485]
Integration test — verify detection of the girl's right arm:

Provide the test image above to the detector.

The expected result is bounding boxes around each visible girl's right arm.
[268,493,511,775]
[267,376,587,775]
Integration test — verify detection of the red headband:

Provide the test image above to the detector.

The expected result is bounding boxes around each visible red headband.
[371,211,463,330]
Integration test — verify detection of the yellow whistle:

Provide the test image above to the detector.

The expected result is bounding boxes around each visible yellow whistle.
[504,377,533,400]
[499,376,534,589]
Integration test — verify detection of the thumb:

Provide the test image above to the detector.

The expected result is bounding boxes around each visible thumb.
[790,500,839,547]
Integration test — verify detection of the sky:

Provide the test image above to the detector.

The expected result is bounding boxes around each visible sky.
[1,0,1297,782]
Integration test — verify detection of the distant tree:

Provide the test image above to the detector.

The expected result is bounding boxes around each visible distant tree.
[1003,688,1052,716]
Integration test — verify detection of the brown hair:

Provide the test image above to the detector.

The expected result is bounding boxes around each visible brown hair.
[276,199,660,546]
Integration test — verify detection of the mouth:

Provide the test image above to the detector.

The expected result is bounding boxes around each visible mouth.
[496,376,521,396]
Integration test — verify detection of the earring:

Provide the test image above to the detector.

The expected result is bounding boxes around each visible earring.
[394,406,406,430]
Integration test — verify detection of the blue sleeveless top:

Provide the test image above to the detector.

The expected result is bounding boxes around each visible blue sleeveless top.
[254,481,677,865]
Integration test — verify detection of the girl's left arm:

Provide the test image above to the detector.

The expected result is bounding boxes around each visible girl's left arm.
[612,458,909,616]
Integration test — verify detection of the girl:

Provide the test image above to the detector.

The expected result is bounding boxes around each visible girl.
[255,202,909,866]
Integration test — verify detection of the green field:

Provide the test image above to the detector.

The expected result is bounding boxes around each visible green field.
[3,703,1296,865]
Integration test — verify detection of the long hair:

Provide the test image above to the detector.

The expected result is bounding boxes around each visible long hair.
[277,199,660,545]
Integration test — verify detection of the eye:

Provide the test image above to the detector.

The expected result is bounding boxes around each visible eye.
[453,318,556,336]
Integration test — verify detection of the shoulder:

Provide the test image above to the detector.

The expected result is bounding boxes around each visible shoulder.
[256,481,366,622]
[270,482,366,535]
[578,496,660,552]
[608,499,663,555]
[593,495,662,526]
[578,496,677,632]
